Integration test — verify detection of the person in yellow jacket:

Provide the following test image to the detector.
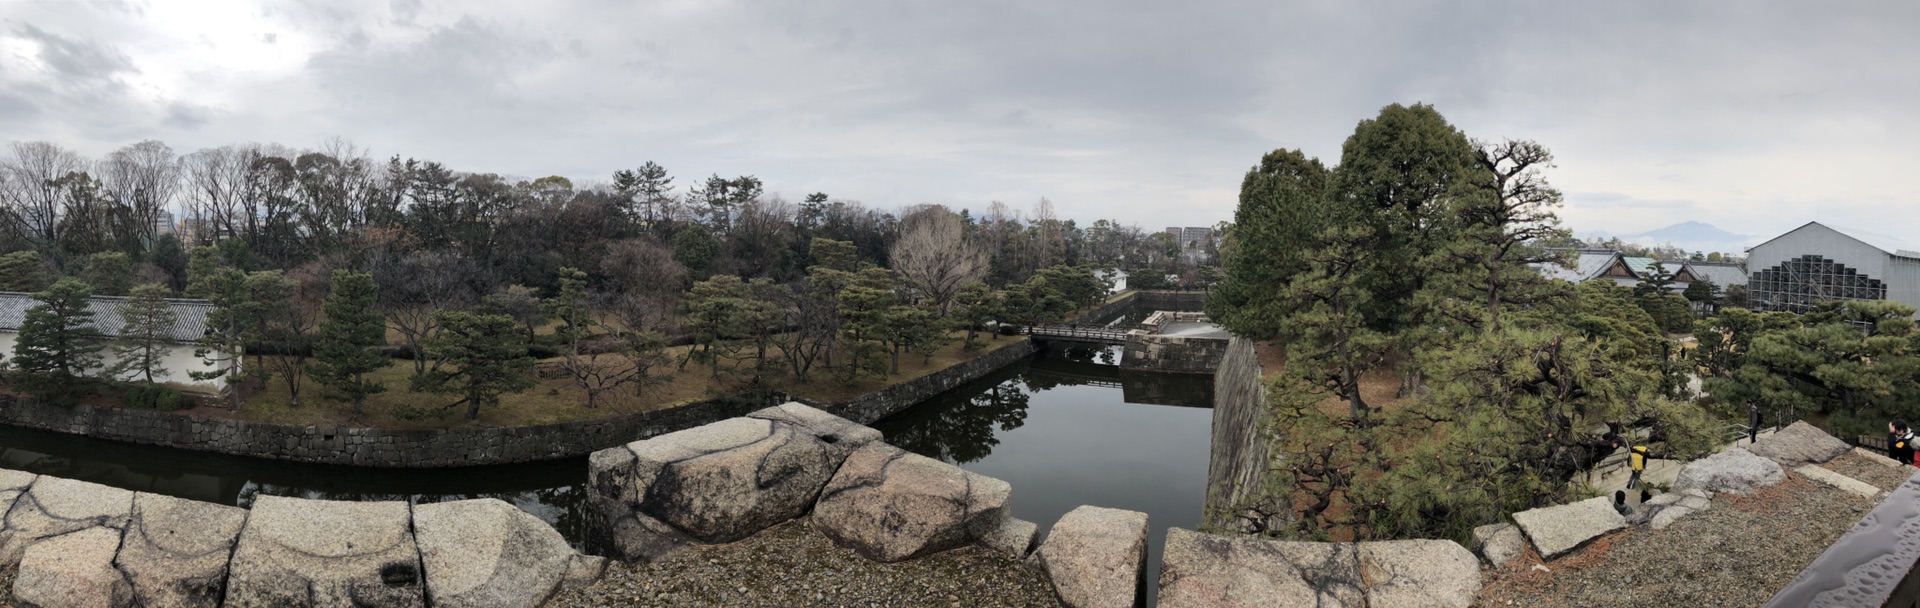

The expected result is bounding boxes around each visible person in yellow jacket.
[1628,445,1649,490]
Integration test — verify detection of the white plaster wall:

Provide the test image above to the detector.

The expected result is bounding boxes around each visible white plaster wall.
[0,331,227,394]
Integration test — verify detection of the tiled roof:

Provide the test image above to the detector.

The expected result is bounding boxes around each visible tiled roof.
[0,292,216,342]
[1622,257,1662,276]
[1536,250,1621,282]
[1684,262,1748,288]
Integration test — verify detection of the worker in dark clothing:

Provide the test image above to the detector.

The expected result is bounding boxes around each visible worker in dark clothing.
[1889,420,1915,466]
[1747,403,1762,445]
[1628,445,1649,490]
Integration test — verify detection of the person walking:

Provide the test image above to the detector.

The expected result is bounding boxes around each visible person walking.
[1628,445,1649,490]
[1747,403,1762,445]
[1889,420,1915,466]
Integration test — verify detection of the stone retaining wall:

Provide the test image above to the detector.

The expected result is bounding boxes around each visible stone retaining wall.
[1120,332,1229,374]
[0,470,604,608]
[810,339,1039,424]
[1202,336,1278,533]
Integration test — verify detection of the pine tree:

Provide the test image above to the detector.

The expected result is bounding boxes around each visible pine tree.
[313,270,388,417]
[107,283,177,384]
[418,311,536,421]
[1210,148,1330,339]
[11,278,106,401]
[0,251,51,292]
[185,248,252,409]
[82,251,132,296]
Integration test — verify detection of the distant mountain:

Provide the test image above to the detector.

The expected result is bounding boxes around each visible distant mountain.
[1619,221,1757,255]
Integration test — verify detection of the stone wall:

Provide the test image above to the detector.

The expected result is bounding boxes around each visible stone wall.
[808,339,1039,425]
[0,469,604,607]
[1135,290,1208,311]
[1202,336,1278,533]
[1119,332,1230,374]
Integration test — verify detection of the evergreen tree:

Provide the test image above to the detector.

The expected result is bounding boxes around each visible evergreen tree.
[1417,139,1571,332]
[0,251,50,292]
[1210,148,1330,338]
[951,281,999,348]
[313,270,387,417]
[11,278,106,401]
[186,248,250,409]
[107,283,176,384]
[82,251,132,296]
[418,311,536,421]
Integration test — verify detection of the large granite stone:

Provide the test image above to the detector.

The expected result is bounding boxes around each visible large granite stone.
[1673,448,1785,495]
[0,477,134,566]
[1356,540,1481,608]
[225,496,423,608]
[980,515,1041,559]
[590,405,882,546]
[1033,506,1148,608]
[0,469,34,516]
[1470,523,1525,567]
[1796,464,1884,499]
[413,499,576,608]
[13,526,133,608]
[1649,505,1695,530]
[746,402,885,452]
[1158,528,1365,608]
[1511,496,1627,559]
[115,493,248,608]
[812,443,1011,562]
[1748,421,1851,468]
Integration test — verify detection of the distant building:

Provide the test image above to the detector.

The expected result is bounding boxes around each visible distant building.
[1164,226,1213,249]
[1746,221,1920,314]
[0,293,228,395]
[1535,249,1746,294]
[153,210,176,236]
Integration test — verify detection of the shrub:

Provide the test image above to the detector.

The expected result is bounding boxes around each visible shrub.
[124,384,188,411]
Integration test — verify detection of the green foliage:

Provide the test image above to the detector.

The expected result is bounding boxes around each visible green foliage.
[809,237,861,273]
[1278,225,1391,420]
[672,225,720,280]
[951,281,999,349]
[1710,300,1920,439]
[417,311,536,421]
[11,278,106,402]
[81,251,132,296]
[185,248,250,408]
[1211,148,1329,338]
[106,283,176,384]
[123,383,187,411]
[313,270,388,416]
[836,268,902,382]
[1683,280,1716,303]
[0,251,51,292]
[1636,293,1695,334]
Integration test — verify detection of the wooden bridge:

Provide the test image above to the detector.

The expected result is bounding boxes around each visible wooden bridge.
[1026,324,1131,344]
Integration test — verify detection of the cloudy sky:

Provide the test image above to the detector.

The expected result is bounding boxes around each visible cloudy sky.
[2,0,1915,242]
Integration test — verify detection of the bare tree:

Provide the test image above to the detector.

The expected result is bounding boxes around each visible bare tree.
[890,205,984,314]
[99,140,181,248]
[181,145,251,245]
[376,251,479,376]
[1,142,88,244]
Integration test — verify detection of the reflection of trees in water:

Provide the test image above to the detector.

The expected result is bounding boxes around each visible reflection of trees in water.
[883,382,1031,465]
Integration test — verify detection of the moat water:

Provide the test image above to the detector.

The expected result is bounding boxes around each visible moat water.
[0,335,1213,604]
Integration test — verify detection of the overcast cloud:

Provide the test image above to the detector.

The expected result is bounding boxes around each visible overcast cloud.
[1,0,1915,240]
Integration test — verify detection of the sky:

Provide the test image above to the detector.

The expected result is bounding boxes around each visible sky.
[1,0,1915,242]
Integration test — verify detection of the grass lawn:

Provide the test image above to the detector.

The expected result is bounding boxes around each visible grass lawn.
[217,330,1028,429]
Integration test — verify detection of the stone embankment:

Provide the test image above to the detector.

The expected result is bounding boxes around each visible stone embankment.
[0,470,604,607]
[588,402,1154,606]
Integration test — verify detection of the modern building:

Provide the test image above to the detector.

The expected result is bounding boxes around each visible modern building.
[1164,226,1213,249]
[1745,221,1920,313]
[0,293,226,394]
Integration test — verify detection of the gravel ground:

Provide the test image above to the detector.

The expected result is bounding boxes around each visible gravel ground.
[0,565,11,607]
[1476,473,1875,608]
[1822,451,1917,492]
[550,518,1063,607]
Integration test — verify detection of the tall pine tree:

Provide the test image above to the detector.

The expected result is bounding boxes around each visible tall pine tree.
[107,283,177,384]
[12,278,106,401]
[313,270,388,417]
